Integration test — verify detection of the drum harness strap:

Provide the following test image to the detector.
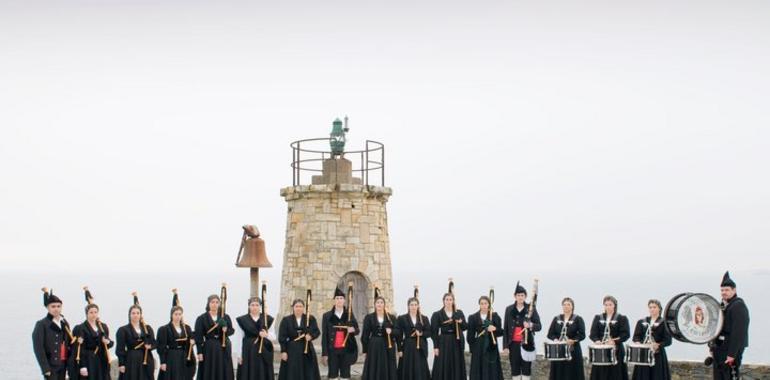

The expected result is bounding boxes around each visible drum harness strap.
[560,314,575,356]
[558,314,573,342]
[643,317,657,347]
[601,313,617,343]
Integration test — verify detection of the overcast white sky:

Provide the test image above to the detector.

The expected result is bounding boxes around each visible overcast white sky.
[1,0,768,275]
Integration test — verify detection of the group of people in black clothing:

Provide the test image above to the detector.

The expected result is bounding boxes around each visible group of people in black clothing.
[32,272,749,380]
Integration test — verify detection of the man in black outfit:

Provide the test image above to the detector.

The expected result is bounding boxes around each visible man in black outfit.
[502,281,540,380]
[709,271,750,380]
[321,287,359,380]
[32,288,74,379]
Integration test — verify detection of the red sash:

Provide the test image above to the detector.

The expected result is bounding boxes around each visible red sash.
[60,341,68,361]
[333,330,346,349]
[513,326,524,343]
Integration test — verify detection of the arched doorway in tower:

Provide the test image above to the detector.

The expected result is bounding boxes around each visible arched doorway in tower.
[336,271,370,325]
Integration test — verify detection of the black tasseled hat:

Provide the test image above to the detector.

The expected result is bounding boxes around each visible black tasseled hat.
[334,287,345,298]
[721,271,736,288]
[515,281,527,296]
[43,288,62,306]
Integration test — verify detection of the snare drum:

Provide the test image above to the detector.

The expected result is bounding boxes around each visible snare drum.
[626,342,655,367]
[588,343,617,366]
[544,340,572,361]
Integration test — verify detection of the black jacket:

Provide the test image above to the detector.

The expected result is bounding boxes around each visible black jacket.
[32,314,75,375]
[503,303,541,351]
[321,307,359,356]
[719,296,750,357]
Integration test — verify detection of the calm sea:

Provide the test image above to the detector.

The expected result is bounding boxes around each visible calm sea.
[4,270,766,378]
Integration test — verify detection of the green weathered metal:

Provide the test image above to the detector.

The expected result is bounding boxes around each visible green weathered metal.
[329,117,349,156]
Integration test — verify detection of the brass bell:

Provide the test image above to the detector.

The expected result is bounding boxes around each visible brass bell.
[236,225,273,268]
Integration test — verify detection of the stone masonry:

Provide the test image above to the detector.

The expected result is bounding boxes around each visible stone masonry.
[278,158,394,322]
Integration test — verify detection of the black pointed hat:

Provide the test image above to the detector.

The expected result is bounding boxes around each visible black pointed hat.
[334,287,345,298]
[721,271,736,288]
[514,281,527,295]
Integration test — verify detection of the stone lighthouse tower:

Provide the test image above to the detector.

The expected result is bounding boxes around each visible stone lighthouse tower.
[278,118,393,322]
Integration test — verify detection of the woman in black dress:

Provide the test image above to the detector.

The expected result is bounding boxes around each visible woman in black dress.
[277,298,321,380]
[71,287,113,380]
[236,296,275,380]
[116,293,156,380]
[631,299,671,380]
[430,291,467,380]
[589,295,630,380]
[396,296,431,380]
[361,289,400,380]
[546,297,585,380]
[467,295,503,380]
[157,289,196,380]
[194,293,235,380]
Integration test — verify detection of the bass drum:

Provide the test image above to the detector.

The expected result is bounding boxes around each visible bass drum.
[663,292,723,344]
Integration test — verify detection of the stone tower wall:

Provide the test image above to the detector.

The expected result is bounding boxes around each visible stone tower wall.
[278,183,394,321]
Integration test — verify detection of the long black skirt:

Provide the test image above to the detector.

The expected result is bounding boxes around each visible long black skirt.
[590,363,628,380]
[277,340,320,380]
[397,337,430,380]
[550,344,584,380]
[631,349,670,380]
[197,339,234,380]
[431,334,466,380]
[159,348,196,380]
[238,339,274,380]
[362,336,397,380]
[469,343,502,380]
[120,349,155,380]
[72,349,111,380]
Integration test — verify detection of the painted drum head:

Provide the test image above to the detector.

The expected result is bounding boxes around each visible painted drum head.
[664,293,723,344]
